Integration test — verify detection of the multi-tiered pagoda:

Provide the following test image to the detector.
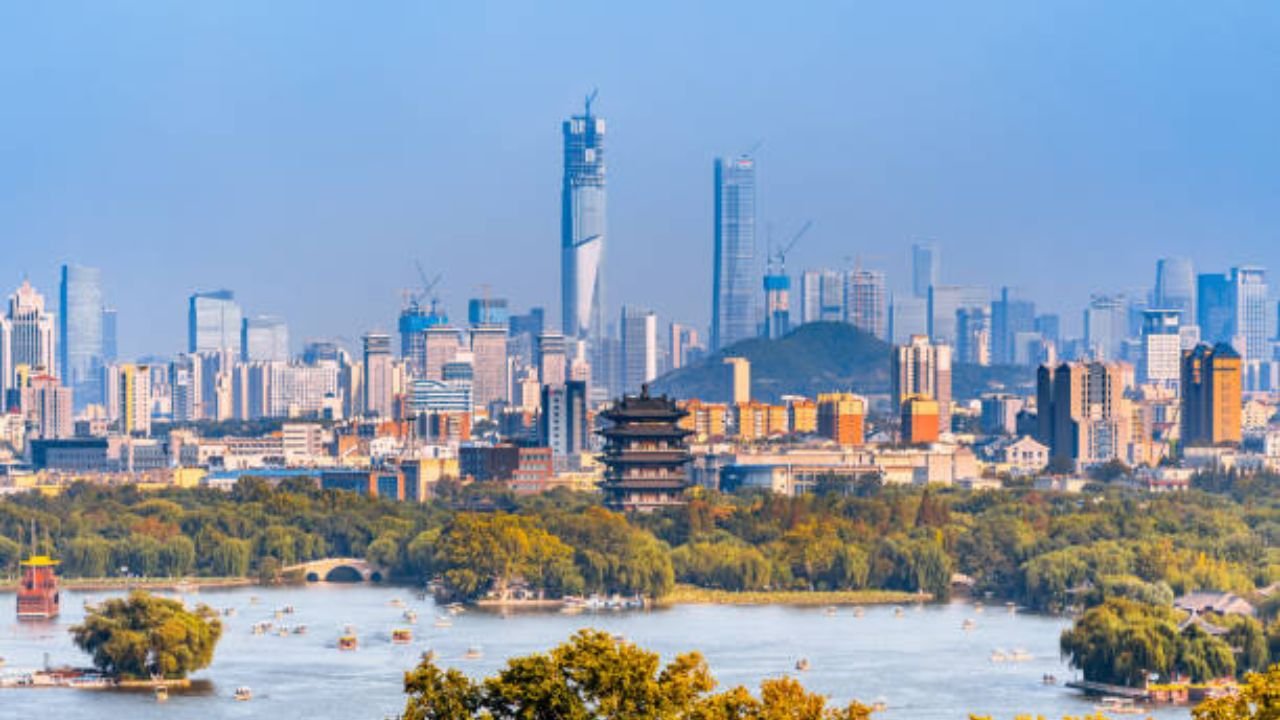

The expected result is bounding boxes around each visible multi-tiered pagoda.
[598,385,692,511]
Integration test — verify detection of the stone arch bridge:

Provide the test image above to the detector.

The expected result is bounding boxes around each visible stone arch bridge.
[286,557,386,583]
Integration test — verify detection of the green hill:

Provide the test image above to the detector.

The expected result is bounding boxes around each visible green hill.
[651,322,1034,404]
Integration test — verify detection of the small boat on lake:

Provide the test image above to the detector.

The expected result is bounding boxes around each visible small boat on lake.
[392,628,413,644]
[962,618,976,630]
[464,646,484,660]
[338,634,358,651]
[853,607,865,618]
[403,610,418,623]
[434,616,453,628]
[794,658,810,672]
[293,624,308,635]
[234,686,253,701]
[154,686,169,702]
[893,607,904,618]
[990,649,1008,663]
[389,598,406,608]
[823,606,838,616]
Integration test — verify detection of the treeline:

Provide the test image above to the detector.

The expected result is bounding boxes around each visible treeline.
[1,472,1278,616]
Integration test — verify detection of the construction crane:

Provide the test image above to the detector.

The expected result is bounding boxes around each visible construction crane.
[414,260,443,305]
[770,220,812,274]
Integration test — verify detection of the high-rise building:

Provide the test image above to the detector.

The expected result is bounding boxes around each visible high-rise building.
[723,357,751,405]
[1036,361,1130,467]
[115,363,152,436]
[1140,309,1182,386]
[561,95,607,342]
[241,315,290,362]
[889,295,929,345]
[398,297,447,376]
[1155,257,1196,326]
[991,287,1036,366]
[955,306,991,366]
[891,335,953,432]
[620,306,657,394]
[20,373,73,440]
[901,396,941,445]
[423,326,462,383]
[1231,266,1268,362]
[912,242,940,299]
[1084,294,1127,361]
[711,155,757,350]
[101,307,118,363]
[927,285,987,345]
[539,380,588,459]
[845,270,886,340]
[8,280,57,376]
[800,270,845,324]
[0,317,12,403]
[537,333,568,387]
[188,290,242,355]
[468,298,510,327]
[469,325,509,411]
[1180,343,1242,448]
[1035,314,1061,349]
[762,272,791,340]
[362,332,393,418]
[668,323,701,370]
[59,264,104,407]
[816,392,865,447]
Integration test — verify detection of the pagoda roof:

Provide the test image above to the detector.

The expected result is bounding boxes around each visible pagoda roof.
[20,555,59,567]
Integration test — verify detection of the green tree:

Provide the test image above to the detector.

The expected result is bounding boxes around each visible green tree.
[70,591,223,679]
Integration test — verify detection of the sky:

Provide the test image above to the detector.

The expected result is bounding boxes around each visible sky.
[1,1,1277,358]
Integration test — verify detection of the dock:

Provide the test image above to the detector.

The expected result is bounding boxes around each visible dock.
[1064,680,1150,700]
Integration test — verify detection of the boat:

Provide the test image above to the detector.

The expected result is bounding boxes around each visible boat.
[434,616,453,628]
[223,607,237,617]
[973,602,984,614]
[962,618,976,630]
[390,598,406,608]
[1042,674,1057,685]
[893,607,904,618]
[464,646,484,660]
[154,685,169,702]
[281,604,295,614]
[1009,649,1033,662]
[338,634,358,651]
[1094,698,1143,715]
[403,610,419,624]
[234,686,253,701]
[794,658,810,672]
[823,606,838,616]
[989,650,1008,663]
[278,628,289,637]
[17,554,60,621]
[1006,601,1018,614]
[853,607,865,618]
[293,624,308,635]
[392,628,413,644]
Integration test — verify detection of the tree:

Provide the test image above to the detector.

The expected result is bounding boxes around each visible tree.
[70,591,223,679]
[432,513,580,600]
[1193,664,1280,719]
[400,630,872,720]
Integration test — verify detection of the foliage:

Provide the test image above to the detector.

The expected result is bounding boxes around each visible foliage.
[431,512,580,600]
[1059,598,1254,686]
[70,590,222,679]
[401,629,872,720]
[1193,663,1280,719]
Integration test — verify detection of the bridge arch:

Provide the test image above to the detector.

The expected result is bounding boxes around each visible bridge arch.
[287,558,385,583]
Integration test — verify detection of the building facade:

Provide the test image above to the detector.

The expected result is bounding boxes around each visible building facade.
[711,155,757,349]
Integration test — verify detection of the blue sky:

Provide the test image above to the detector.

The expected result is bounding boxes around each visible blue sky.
[1,1,1277,357]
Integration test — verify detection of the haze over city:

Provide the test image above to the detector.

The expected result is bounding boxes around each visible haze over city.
[3,1,1278,358]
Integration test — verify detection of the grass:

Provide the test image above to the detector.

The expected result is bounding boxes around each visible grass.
[657,584,930,606]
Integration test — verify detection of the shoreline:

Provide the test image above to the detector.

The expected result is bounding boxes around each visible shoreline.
[655,586,932,607]
[0,577,256,593]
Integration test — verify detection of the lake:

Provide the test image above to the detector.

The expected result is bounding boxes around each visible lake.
[0,584,1190,719]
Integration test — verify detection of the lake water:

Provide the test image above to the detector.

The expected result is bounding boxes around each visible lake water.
[0,584,1190,719]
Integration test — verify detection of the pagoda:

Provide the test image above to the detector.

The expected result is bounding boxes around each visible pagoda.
[598,385,692,511]
[17,555,60,620]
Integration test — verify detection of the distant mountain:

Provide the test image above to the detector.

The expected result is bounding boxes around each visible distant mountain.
[650,322,1034,404]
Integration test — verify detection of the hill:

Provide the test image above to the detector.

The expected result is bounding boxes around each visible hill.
[650,322,1034,405]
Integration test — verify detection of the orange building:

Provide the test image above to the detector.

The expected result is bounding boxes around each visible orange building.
[787,398,818,435]
[902,395,941,445]
[816,393,865,447]
[1180,343,1242,447]
[733,401,788,441]
[678,399,728,442]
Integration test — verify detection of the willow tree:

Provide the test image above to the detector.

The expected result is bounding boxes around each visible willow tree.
[71,591,223,679]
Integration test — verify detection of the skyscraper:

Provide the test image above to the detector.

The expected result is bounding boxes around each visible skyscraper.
[188,290,242,355]
[241,315,290,362]
[1140,309,1182,386]
[7,280,57,376]
[561,95,607,342]
[101,307,118,363]
[845,270,886,340]
[1036,361,1130,467]
[1155,257,1196,326]
[1197,272,1234,346]
[912,242,940,299]
[712,155,757,349]
[362,332,393,418]
[59,264,104,407]
[620,306,658,394]
[468,298,510,327]
[991,287,1035,365]
[423,326,462,382]
[891,335,953,432]
[1231,266,1268,361]
[955,306,991,366]
[799,270,845,324]
[1181,343,1242,448]
[537,333,568,388]
[1083,294,1127,361]
[469,325,509,411]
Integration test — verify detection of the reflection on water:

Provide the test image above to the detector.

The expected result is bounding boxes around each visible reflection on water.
[0,585,1190,720]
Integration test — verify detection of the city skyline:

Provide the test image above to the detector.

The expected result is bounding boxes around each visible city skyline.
[3,2,1279,359]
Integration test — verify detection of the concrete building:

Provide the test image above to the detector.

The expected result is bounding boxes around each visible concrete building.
[59,264,104,407]
[536,332,568,387]
[620,306,657,393]
[8,280,57,376]
[362,332,393,418]
[469,325,508,411]
[561,96,607,343]
[188,290,242,355]
[845,269,886,340]
[816,392,865,447]
[892,335,953,432]
[928,284,987,345]
[711,155,757,350]
[115,363,152,436]
[242,315,290,362]
[1140,309,1183,387]
[724,356,751,405]
[539,380,588,460]
[902,396,940,445]
[799,269,846,324]
[1181,343,1242,448]
[1036,361,1131,468]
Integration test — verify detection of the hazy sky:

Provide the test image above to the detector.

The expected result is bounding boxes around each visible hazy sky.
[2,1,1277,358]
